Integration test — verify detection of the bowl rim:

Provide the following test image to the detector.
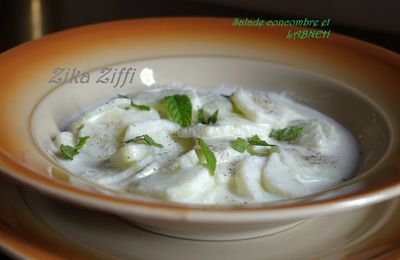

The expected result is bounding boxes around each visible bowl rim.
[0,17,399,222]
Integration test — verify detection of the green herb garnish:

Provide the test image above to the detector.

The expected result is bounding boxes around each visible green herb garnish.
[231,137,250,153]
[75,136,90,150]
[130,101,150,111]
[197,138,217,176]
[197,108,219,125]
[269,124,305,141]
[208,110,218,124]
[60,145,78,160]
[59,136,89,160]
[231,135,276,153]
[198,108,206,124]
[117,94,130,99]
[124,134,163,148]
[247,135,275,146]
[117,94,151,111]
[164,95,192,127]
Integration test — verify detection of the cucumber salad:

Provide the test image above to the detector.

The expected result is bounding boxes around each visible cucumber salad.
[53,87,359,205]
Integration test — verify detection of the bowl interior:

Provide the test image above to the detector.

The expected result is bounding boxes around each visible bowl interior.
[31,56,391,203]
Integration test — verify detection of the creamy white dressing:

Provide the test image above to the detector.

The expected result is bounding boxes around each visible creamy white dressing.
[52,86,359,205]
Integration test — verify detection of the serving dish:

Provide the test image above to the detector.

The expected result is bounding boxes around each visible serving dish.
[1,176,400,259]
[0,18,399,240]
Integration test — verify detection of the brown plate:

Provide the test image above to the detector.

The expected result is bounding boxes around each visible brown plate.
[1,175,400,259]
[0,18,399,240]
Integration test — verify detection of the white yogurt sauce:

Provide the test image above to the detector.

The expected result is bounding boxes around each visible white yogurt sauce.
[52,86,359,205]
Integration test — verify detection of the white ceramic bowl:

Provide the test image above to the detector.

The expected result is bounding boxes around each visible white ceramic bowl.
[0,18,399,240]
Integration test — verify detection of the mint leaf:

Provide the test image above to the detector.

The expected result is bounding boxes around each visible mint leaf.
[197,138,217,176]
[164,95,192,127]
[198,108,206,124]
[269,124,305,141]
[197,108,218,125]
[125,134,163,148]
[117,94,151,111]
[207,110,218,124]
[247,135,276,147]
[143,135,163,148]
[130,100,151,111]
[60,145,78,160]
[59,136,89,160]
[232,135,276,154]
[117,94,130,99]
[75,136,90,151]
[124,135,145,144]
[231,137,250,153]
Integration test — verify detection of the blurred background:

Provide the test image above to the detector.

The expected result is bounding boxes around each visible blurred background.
[0,0,399,53]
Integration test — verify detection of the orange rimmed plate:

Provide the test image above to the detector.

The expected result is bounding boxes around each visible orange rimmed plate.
[0,18,399,240]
